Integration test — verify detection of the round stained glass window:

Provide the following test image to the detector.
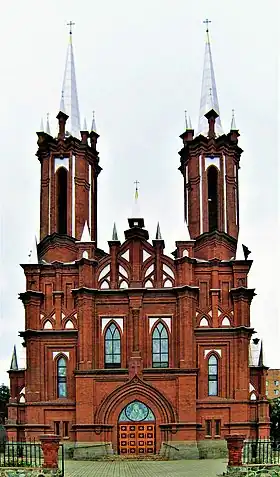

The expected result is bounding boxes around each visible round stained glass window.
[119,401,155,422]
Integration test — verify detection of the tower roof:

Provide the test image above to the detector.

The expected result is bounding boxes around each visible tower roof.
[60,22,81,138]
[10,345,18,371]
[231,109,237,130]
[197,20,223,137]
[91,111,97,133]
[112,222,119,241]
[155,222,162,240]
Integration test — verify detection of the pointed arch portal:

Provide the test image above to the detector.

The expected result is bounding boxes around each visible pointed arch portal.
[118,400,155,455]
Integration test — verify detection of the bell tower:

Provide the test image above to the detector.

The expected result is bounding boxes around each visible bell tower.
[179,22,242,260]
[37,25,101,249]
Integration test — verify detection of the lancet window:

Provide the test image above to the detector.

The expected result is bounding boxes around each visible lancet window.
[208,354,218,396]
[104,322,121,368]
[152,322,169,368]
[57,356,67,398]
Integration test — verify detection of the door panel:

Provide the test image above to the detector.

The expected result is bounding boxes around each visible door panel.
[118,423,155,454]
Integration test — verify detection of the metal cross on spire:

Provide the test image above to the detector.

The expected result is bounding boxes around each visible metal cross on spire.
[134,180,140,201]
[203,18,211,32]
[132,180,141,218]
[67,21,75,35]
[184,110,188,129]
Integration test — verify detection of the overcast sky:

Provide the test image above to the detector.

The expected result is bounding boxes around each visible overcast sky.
[0,0,279,385]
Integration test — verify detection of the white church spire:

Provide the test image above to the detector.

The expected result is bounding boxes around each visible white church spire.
[231,109,237,130]
[197,19,223,137]
[60,21,81,138]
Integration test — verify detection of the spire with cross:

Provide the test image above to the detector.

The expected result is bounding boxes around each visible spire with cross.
[134,180,139,201]
[130,180,142,221]
[197,19,223,137]
[59,21,81,138]
[203,18,211,34]
[67,21,75,43]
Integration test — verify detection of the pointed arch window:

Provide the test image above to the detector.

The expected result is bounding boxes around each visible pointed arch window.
[207,166,218,232]
[57,356,67,398]
[56,167,68,234]
[208,354,218,396]
[104,323,121,368]
[152,322,169,368]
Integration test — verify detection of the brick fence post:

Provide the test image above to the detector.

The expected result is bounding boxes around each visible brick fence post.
[225,434,246,467]
[40,434,60,468]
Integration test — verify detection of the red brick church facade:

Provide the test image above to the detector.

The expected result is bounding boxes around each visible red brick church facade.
[7,27,270,457]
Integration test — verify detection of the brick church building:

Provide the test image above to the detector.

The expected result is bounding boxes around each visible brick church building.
[6,23,270,458]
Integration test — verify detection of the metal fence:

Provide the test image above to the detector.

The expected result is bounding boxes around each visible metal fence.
[0,439,43,467]
[243,439,280,464]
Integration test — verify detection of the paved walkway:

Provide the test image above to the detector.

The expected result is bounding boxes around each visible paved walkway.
[65,459,227,476]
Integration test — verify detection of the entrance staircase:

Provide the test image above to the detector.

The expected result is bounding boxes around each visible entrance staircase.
[102,454,168,461]
[71,442,179,461]
[101,443,179,461]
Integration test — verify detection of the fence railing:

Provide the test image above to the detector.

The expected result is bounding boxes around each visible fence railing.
[0,439,43,468]
[59,443,64,476]
[161,442,180,459]
[243,439,280,464]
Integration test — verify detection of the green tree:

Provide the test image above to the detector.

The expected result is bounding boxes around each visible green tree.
[0,385,10,403]
[0,384,10,424]
[270,397,280,442]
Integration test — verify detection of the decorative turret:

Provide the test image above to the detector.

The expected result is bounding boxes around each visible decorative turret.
[153,222,165,250]
[112,222,119,241]
[10,346,18,371]
[37,23,101,256]
[178,20,243,260]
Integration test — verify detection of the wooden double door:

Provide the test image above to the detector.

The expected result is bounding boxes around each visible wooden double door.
[118,422,155,455]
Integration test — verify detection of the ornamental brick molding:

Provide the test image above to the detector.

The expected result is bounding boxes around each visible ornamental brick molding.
[225,434,246,467]
[40,434,60,469]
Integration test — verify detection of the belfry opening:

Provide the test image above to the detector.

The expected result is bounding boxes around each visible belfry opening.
[56,167,68,235]
[207,165,218,232]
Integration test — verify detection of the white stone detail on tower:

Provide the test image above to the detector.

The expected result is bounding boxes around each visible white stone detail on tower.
[72,154,75,237]
[89,164,92,235]
[55,157,69,172]
[205,156,220,171]
[80,221,91,242]
[223,154,227,233]
[199,155,203,234]
[28,236,38,264]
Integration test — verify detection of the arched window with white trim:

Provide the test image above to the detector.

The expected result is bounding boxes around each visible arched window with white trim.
[208,354,218,396]
[57,356,67,398]
[104,322,121,368]
[152,322,169,368]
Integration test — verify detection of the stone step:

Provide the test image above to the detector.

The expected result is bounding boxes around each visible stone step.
[100,454,169,461]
